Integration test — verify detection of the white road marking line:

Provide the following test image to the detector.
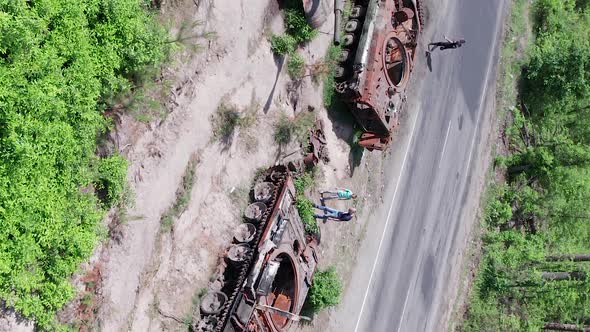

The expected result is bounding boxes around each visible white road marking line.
[396,280,413,332]
[353,108,421,332]
[439,120,452,168]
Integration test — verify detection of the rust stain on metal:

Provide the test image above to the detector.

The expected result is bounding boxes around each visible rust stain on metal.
[304,118,329,167]
[335,0,424,151]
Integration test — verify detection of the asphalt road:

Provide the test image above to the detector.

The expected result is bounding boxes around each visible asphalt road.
[330,0,508,331]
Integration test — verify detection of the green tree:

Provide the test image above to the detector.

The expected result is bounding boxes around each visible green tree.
[461,1,590,329]
[96,155,129,207]
[0,0,167,328]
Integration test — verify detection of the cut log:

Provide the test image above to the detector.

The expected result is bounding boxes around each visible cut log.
[541,271,586,281]
[546,254,590,262]
[544,322,590,331]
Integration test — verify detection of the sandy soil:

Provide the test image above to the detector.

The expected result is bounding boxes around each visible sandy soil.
[0,310,33,332]
[93,0,382,331]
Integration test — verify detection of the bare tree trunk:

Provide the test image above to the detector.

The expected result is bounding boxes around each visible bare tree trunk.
[541,271,586,281]
[544,322,590,331]
[546,254,590,262]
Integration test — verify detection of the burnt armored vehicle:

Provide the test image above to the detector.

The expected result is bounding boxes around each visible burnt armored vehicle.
[334,0,423,150]
[196,166,319,332]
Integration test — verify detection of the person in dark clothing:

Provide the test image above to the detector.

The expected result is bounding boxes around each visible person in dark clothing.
[313,204,356,222]
[427,35,466,53]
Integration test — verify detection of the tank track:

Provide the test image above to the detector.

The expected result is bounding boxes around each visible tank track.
[198,167,288,332]
[416,0,425,29]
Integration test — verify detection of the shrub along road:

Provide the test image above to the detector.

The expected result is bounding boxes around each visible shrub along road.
[328,0,508,331]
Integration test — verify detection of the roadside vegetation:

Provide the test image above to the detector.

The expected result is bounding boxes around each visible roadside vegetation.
[270,34,297,55]
[160,153,200,232]
[459,0,590,330]
[296,196,319,234]
[294,169,319,234]
[269,1,317,56]
[273,109,316,147]
[303,266,342,315]
[0,0,168,328]
[322,45,344,107]
[287,53,306,79]
[275,111,322,235]
[269,0,317,80]
[210,99,256,144]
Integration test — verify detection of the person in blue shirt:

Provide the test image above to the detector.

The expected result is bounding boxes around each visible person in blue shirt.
[320,188,357,200]
[313,204,356,221]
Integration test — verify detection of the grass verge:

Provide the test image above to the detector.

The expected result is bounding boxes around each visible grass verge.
[293,168,320,234]
[160,153,201,232]
[273,110,316,146]
[287,53,306,79]
[210,98,257,144]
[455,0,536,330]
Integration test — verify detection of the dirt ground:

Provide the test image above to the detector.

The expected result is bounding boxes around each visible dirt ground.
[0,309,33,332]
[91,0,385,331]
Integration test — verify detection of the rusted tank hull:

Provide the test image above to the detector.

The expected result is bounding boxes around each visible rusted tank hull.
[196,166,318,332]
[335,0,423,151]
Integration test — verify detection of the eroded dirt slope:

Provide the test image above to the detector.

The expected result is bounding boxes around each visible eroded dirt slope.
[95,0,384,331]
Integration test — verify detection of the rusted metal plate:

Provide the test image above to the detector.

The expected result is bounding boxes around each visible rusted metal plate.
[336,0,422,151]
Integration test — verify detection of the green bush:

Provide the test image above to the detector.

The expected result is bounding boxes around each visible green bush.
[160,154,199,232]
[323,45,343,107]
[294,172,314,193]
[211,101,240,140]
[210,100,256,142]
[0,0,167,328]
[269,5,317,56]
[296,195,319,234]
[274,114,293,145]
[96,155,129,207]
[287,53,305,79]
[284,9,318,43]
[274,110,315,146]
[306,266,342,313]
[270,34,296,55]
[484,198,513,227]
[523,0,590,112]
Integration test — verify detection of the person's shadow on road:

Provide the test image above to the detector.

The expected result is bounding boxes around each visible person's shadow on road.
[425,51,433,72]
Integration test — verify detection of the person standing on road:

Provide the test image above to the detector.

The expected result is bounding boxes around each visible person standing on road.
[427,35,466,53]
[320,188,357,200]
[313,204,356,221]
